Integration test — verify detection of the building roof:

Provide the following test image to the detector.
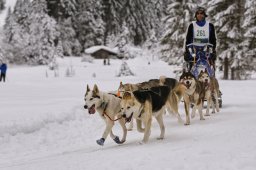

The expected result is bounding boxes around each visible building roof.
[84,45,119,55]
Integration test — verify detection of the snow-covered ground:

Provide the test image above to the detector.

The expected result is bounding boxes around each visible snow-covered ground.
[0,57,256,170]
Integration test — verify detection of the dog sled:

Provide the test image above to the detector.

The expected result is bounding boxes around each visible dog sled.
[185,44,222,108]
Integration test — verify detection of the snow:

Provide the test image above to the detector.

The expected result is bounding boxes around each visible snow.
[84,45,119,55]
[0,57,256,170]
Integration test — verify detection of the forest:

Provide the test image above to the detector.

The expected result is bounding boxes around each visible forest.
[0,0,255,80]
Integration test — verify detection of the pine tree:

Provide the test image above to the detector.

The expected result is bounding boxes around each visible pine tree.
[3,0,60,64]
[117,61,135,77]
[74,0,105,49]
[0,0,5,11]
[23,0,59,64]
[102,0,122,44]
[207,0,244,79]
[2,0,31,64]
[160,0,197,65]
[58,18,81,56]
[47,0,77,22]
[242,0,256,73]
[120,0,163,45]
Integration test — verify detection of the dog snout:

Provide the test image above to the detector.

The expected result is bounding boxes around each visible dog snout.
[84,105,88,109]
[186,81,190,85]
[122,114,126,118]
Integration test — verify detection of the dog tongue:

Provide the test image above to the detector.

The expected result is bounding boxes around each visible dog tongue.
[89,106,96,114]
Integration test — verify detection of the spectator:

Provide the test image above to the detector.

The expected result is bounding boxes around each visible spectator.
[0,62,7,82]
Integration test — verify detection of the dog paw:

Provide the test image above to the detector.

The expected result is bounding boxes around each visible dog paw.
[184,122,190,126]
[157,137,164,140]
[127,128,133,131]
[205,114,210,116]
[96,138,105,146]
[200,117,205,120]
[113,136,122,144]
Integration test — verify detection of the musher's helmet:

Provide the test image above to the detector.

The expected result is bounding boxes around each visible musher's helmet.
[194,7,208,18]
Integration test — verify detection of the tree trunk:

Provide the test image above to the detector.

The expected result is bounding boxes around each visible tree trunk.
[231,67,235,80]
[223,57,229,80]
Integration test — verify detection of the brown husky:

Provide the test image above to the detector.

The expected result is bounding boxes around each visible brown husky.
[179,71,206,125]
[198,69,220,115]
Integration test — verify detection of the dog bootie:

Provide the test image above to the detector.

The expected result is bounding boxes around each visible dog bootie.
[96,138,105,146]
[113,136,121,144]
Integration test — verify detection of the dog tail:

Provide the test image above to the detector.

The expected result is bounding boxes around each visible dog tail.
[173,83,186,101]
[168,83,186,112]
[166,83,186,124]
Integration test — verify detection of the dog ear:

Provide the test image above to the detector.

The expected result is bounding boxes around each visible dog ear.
[86,84,90,92]
[119,81,123,88]
[93,84,99,94]
[204,68,207,72]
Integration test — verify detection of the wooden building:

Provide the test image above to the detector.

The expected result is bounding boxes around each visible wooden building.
[85,46,119,59]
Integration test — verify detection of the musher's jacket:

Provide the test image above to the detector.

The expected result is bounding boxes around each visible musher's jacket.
[185,20,216,50]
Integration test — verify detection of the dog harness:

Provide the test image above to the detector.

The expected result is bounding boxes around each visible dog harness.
[100,100,122,121]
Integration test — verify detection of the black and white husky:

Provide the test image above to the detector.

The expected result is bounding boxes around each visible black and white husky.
[84,84,127,146]
[120,85,183,144]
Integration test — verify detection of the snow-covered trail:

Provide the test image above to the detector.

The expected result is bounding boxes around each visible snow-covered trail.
[0,57,256,170]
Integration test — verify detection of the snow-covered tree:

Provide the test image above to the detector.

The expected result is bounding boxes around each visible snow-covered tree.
[120,0,163,45]
[3,0,60,64]
[2,0,31,64]
[242,0,256,72]
[117,61,135,77]
[24,0,60,64]
[160,0,197,65]
[74,0,105,49]
[58,18,81,56]
[47,0,77,22]
[0,0,5,11]
[207,0,244,79]
[102,0,122,44]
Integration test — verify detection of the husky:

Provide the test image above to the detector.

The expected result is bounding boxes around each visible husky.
[179,71,206,125]
[198,69,220,115]
[84,84,127,146]
[120,87,167,144]
[120,85,185,143]
[117,79,160,131]
[118,79,160,94]
[118,76,183,129]
[118,76,178,94]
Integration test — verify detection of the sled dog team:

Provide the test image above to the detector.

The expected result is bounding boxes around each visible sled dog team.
[84,69,220,145]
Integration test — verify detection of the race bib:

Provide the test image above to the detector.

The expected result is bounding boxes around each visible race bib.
[193,21,209,46]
